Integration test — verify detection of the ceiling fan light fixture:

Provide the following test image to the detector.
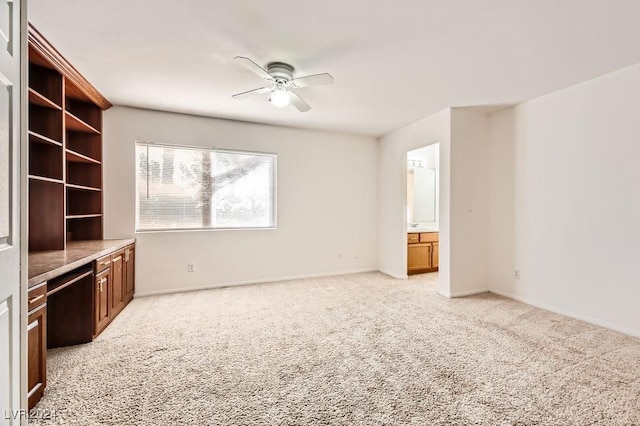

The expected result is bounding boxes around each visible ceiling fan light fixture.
[233,56,333,112]
[270,88,290,108]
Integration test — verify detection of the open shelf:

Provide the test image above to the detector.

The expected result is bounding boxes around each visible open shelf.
[67,183,101,218]
[29,88,62,110]
[66,149,101,165]
[29,178,65,251]
[29,141,63,181]
[66,132,101,162]
[29,175,64,184]
[28,24,108,253]
[29,105,63,143]
[29,61,62,106]
[65,111,101,134]
[66,161,101,189]
[65,98,101,131]
[66,214,102,219]
[66,216,103,242]
[29,130,63,147]
[66,183,101,192]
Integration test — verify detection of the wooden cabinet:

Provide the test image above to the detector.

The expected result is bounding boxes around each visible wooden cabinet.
[432,242,439,269]
[93,243,136,336]
[28,241,135,408]
[27,285,47,410]
[27,24,111,252]
[124,245,135,303]
[408,243,432,272]
[110,250,126,317]
[407,232,439,274]
[94,268,111,336]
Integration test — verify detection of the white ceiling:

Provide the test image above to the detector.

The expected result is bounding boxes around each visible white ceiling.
[29,0,640,137]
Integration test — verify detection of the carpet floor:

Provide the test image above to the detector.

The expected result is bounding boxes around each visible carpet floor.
[31,272,640,425]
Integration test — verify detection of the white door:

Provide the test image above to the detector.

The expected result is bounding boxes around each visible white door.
[0,0,24,424]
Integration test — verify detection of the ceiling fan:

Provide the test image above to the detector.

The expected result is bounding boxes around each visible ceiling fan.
[232,56,334,112]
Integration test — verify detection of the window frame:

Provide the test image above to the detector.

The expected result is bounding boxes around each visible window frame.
[134,140,278,233]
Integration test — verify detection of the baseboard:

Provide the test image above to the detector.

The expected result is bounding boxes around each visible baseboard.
[134,268,378,297]
[438,288,490,298]
[379,269,408,280]
[489,288,640,339]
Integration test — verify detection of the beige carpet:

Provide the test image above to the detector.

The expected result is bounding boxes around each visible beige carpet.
[31,272,640,425]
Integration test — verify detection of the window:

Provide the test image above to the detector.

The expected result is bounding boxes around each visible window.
[136,142,276,231]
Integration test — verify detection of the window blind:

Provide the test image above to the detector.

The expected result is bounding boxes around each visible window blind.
[136,143,276,231]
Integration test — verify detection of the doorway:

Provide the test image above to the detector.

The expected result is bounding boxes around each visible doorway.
[406,144,440,275]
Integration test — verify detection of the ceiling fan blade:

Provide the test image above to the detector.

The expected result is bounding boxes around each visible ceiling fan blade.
[234,56,273,80]
[289,90,311,112]
[291,73,334,88]
[232,87,271,99]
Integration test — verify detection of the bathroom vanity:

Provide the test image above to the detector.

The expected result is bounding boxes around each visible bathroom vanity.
[407,231,439,274]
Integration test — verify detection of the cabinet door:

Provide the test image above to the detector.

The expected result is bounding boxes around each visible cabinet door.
[28,304,47,409]
[432,242,439,268]
[94,269,111,336]
[408,243,432,271]
[110,250,126,316]
[124,245,135,302]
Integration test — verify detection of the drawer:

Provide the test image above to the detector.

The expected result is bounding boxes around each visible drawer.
[95,254,112,273]
[407,233,419,244]
[27,282,47,312]
[420,232,439,243]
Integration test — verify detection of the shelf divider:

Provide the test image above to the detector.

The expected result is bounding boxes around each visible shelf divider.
[28,130,63,147]
[65,148,101,165]
[65,183,101,192]
[66,214,102,219]
[29,175,64,184]
[64,110,101,135]
[29,88,62,110]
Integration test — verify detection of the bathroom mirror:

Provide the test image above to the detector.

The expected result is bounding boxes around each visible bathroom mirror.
[407,167,436,223]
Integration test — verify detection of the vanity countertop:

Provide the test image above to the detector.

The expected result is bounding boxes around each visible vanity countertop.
[407,228,439,234]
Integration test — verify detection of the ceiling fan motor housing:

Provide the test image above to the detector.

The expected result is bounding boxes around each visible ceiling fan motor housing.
[267,62,295,82]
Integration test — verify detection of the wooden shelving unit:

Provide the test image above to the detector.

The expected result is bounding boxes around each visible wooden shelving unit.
[28,24,112,252]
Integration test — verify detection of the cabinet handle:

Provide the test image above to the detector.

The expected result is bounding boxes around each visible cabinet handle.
[28,294,45,304]
[101,261,110,266]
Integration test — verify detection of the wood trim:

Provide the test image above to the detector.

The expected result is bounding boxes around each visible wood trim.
[28,24,112,110]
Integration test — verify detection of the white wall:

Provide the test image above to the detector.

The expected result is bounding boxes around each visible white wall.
[377,107,491,297]
[488,63,640,336]
[103,106,378,295]
[448,109,490,296]
[377,109,451,292]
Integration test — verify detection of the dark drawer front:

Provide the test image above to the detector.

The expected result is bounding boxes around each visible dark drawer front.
[95,254,111,273]
[27,282,47,312]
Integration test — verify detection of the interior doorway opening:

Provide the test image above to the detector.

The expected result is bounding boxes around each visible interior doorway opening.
[405,143,440,276]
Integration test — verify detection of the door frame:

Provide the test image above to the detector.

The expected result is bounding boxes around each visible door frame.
[19,0,29,416]
[402,143,440,276]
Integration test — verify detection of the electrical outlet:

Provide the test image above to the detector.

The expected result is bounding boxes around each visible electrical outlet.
[337,252,342,260]
[514,269,520,279]
[188,263,195,272]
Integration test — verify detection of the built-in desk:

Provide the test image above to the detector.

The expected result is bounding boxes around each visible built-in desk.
[28,239,135,286]
[27,239,136,409]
